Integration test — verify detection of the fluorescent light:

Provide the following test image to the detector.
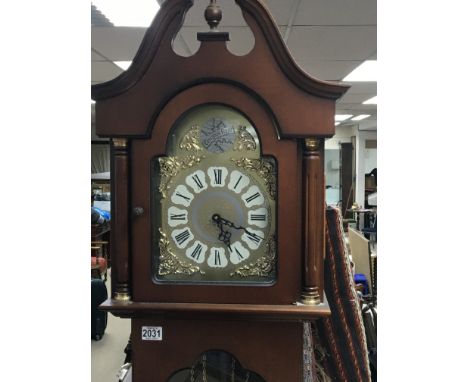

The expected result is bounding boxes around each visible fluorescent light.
[351,114,370,121]
[335,114,353,122]
[92,0,160,27]
[115,61,132,70]
[363,96,377,104]
[343,60,377,82]
[335,122,341,126]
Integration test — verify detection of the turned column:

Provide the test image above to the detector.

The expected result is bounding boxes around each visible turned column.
[300,138,325,305]
[111,138,131,301]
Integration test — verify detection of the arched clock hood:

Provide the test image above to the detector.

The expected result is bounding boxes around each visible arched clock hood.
[91,0,349,139]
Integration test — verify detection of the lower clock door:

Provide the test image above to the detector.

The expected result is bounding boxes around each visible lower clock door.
[131,318,303,381]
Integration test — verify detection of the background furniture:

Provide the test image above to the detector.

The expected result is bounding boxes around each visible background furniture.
[348,227,376,303]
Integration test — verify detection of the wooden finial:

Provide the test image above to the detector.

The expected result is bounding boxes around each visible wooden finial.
[205,0,222,30]
[198,0,229,42]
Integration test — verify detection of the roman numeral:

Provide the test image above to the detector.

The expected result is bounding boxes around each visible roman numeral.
[170,213,186,221]
[251,214,266,221]
[191,174,204,189]
[175,230,190,246]
[233,175,243,190]
[245,192,260,203]
[176,192,191,202]
[213,169,222,185]
[214,250,221,265]
[235,248,244,260]
[246,232,262,244]
[190,244,203,260]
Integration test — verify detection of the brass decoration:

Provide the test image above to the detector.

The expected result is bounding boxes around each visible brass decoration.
[114,292,131,301]
[231,236,276,277]
[304,138,320,151]
[233,125,256,151]
[300,286,321,305]
[158,229,204,276]
[231,158,276,199]
[158,155,205,198]
[112,138,128,148]
[179,125,202,152]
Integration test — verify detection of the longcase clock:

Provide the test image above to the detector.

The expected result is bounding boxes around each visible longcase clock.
[92,0,348,381]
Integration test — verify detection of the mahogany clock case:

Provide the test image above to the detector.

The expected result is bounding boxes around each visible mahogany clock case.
[92,0,348,307]
[131,83,303,305]
[92,1,350,381]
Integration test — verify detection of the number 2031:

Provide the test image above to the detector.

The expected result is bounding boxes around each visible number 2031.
[141,326,163,341]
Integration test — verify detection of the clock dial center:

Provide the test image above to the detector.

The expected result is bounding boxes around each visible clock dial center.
[191,189,246,245]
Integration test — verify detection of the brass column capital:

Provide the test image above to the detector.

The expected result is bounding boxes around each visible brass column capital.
[304,138,320,151]
[113,138,128,148]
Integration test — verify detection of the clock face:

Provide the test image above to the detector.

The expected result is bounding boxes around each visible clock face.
[151,105,277,284]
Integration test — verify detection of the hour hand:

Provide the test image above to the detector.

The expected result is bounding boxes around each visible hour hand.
[212,214,232,250]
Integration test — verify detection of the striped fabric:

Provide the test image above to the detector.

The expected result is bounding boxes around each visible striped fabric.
[313,206,372,381]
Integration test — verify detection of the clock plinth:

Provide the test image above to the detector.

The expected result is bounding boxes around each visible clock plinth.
[92,0,348,380]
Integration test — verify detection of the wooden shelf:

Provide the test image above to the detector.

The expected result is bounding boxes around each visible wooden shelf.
[100,299,331,321]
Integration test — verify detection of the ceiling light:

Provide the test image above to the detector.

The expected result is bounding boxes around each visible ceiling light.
[335,122,341,126]
[115,61,132,70]
[343,60,377,82]
[92,0,160,27]
[351,114,370,121]
[335,114,353,122]
[363,96,377,104]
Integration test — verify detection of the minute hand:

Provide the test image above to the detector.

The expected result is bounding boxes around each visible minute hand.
[217,216,259,237]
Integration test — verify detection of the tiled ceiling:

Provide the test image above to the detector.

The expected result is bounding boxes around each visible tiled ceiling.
[91,0,377,130]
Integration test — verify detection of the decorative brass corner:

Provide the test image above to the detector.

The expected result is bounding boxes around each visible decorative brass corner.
[113,138,128,148]
[304,138,320,151]
[114,292,131,301]
[158,155,205,198]
[233,125,257,151]
[231,236,276,277]
[158,229,204,276]
[179,125,202,153]
[231,157,276,200]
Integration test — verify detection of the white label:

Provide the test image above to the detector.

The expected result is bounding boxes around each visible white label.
[141,326,163,341]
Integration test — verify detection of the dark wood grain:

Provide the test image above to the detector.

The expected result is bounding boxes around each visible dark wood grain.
[100,299,330,320]
[302,140,325,303]
[111,139,131,299]
[131,318,304,381]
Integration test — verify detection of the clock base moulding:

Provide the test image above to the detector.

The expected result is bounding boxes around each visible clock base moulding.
[100,299,331,321]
